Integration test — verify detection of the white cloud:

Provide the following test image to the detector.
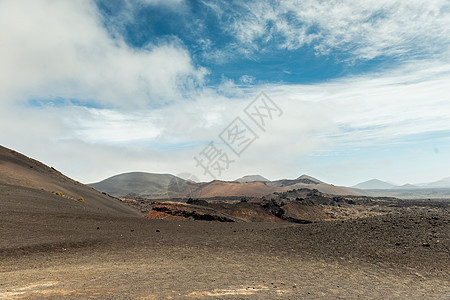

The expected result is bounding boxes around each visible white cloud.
[1,58,449,184]
[240,75,255,84]
[0,0,449,186]
[265,60,450,146]
[0,0,205,107]
[24,58,444,183]
[69,108,161,144]
[223,0,450,60]
[138,0,185,5]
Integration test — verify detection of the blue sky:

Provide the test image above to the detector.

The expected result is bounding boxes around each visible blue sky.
[0,0,449,186]
[95,0,406,85]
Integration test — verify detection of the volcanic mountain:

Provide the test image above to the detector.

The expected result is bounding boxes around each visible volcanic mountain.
[190,180,276,198]
[0,145,139,217]
[88,172,192,198]
[90,172,356,199]
[234,175,269,183]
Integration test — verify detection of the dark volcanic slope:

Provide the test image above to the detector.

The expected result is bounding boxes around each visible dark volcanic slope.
[0,145,139,217]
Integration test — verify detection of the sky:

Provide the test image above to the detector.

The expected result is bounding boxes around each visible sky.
[1,0,449,186]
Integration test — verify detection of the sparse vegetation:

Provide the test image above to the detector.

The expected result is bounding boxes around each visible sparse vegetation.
[55,191,64,197]
[77,197,85,203]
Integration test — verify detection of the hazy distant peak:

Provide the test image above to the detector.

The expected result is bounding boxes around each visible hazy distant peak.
[352,179,397,190]
[395,183,419,190]
[234,175,269,183]
[421,177,450,188]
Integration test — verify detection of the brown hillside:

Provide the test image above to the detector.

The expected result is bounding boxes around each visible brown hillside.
[182,180,357,199]
[191,180,276,198]
[0,145,139,216]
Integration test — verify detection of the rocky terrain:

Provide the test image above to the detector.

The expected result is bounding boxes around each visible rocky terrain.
[1,199,448,299]
[122,188,448,224]
[1,145,449,299]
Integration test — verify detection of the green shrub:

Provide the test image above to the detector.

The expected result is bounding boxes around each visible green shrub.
[77,197,85,203]
[55,191,64,197]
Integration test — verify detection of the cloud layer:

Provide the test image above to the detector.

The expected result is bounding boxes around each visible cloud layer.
[0,0,205,107]
[0,0,449,186]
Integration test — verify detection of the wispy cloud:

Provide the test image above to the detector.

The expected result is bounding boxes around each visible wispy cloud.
[211,0,450,61]
[266,60,450,145]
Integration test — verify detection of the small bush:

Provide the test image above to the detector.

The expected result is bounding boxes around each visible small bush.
[55,191,64,197]
[77,197,85,203]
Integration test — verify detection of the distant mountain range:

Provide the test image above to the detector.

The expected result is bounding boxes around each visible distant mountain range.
[2,142,448,208]
[89,173,354,199]
[352,177,450,190]
[418,177,450,188]
[88,172,450,200]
